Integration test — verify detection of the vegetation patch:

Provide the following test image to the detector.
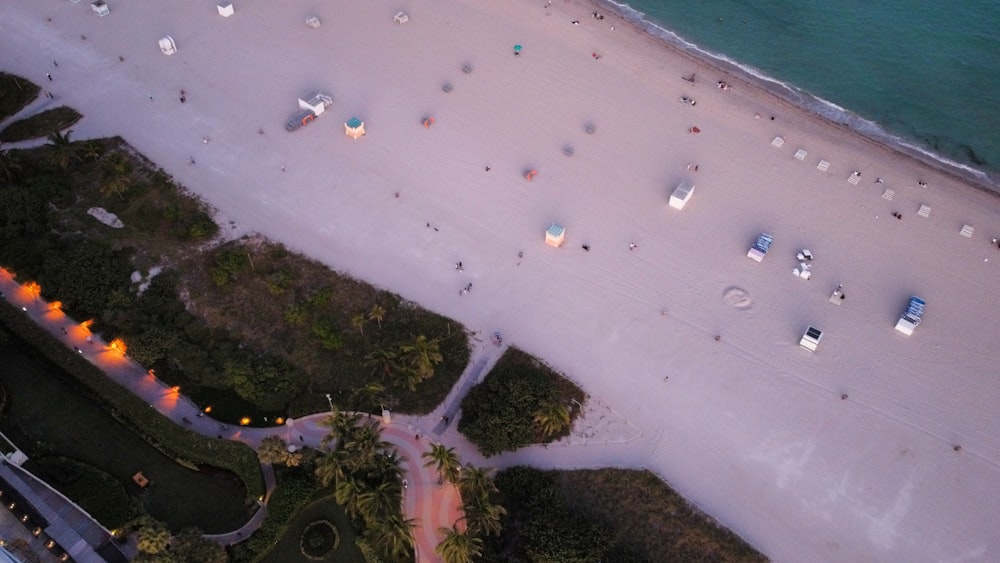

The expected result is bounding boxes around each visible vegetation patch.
[181,238,471,416]
[0,72,39,120]
[483,467,767,563]
[458,347,585,456]
[0,106,82,142]
[299,519,340,560]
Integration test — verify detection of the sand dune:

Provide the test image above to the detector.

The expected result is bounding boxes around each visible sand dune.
[3,1,999,561]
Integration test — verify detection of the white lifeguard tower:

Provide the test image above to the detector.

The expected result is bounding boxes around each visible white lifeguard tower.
[545,223,566,248]
[158,36,177,56]
[91,0,110,17]
[217,2,234,17]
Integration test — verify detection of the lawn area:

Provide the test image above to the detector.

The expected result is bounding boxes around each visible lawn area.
[0,329,253,534]
[259,492,364,563]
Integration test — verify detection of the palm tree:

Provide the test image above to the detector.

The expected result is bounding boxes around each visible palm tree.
[351,313,366,336]
[400,334,443,378]
[349,382,385,418]
[319,405,361,448]
[342,421,392,472]
[369,514,417,560]
[422,443,461,484]
[368,303,386,329]
[458,464,497,503]
[99,152,133,199]
[335,476,369,521]
[462,499,506,538]
[357,480,401,524]
[395,365,426,392]
[46,129,78,169]
[315,448,350,487]
[136,519,171,555]
[0,150,23,184]
[435,525,484,563]
[368,447,407,484]
[365,346,400,380]
[533,400,571,437]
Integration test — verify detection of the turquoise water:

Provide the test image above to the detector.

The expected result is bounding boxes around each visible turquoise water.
[607,0,1000,187]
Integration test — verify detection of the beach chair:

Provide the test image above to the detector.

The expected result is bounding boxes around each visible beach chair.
[305,16,321,28]
[816,160,830,172]
[771,136,785,148]
[918,204,931,218]
[960,224,974,238]
[847,172,861,185]
[829,287,843,305]
[794,149,807,160]
[394,12,409,25]
[881,188,895,201]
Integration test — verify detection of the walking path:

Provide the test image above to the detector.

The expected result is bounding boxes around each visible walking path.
[0,268,514,561]
[1,268,642,560]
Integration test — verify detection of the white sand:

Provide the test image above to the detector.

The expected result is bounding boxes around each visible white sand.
[3,1,1000,561]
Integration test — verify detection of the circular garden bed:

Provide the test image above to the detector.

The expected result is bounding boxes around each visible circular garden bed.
[300,519,340,560]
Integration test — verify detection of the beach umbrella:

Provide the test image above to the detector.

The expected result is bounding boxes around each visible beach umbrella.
[513,44,522,56]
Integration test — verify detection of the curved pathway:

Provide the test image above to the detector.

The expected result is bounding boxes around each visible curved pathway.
[1,269,641,561]
[0,268,479,561]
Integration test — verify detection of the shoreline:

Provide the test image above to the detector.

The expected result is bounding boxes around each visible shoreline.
[597,0,1000,195]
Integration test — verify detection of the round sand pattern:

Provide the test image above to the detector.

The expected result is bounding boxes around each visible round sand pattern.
[723,287,752,310]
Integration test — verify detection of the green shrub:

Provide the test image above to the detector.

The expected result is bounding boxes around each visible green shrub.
[458,348,585,456]
[0,72,41,120]
[0,106,82,142]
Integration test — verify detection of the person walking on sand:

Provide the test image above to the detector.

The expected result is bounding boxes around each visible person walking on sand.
[46,73,52,81]
[629,242,637,251]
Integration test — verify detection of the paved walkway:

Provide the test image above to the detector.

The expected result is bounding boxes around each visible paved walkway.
[1,269,644,560]
[0,268,493,561]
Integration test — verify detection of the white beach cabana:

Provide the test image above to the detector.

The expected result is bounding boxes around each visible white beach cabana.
[545,223,566,248]
[345,118,366,139]
[217,2,234,17]
[158,36,177,56]
[669,180,695,210]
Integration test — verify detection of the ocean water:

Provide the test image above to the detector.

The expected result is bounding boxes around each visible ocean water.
[606,0,1000,187]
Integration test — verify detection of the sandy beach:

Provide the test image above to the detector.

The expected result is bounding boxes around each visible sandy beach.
[3,1,1000,561]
